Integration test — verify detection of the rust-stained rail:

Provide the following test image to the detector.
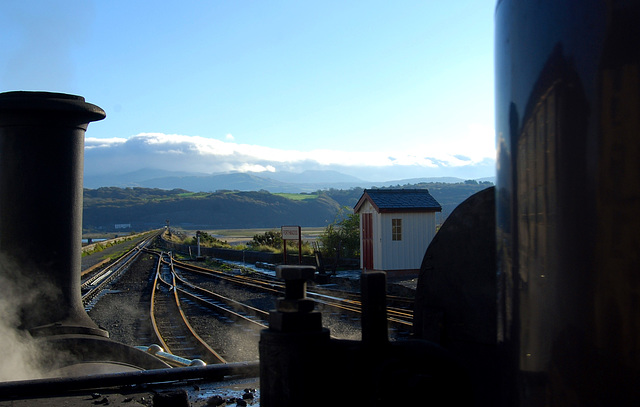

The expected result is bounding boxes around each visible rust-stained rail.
[168,255,414,332]
[171,267,269,330]
[150,252,226,365]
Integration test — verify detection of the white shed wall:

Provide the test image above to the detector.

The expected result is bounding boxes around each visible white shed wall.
[378,212,436,271]
[358,199,438,272]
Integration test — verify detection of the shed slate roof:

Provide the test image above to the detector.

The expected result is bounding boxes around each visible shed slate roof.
[354,189,442,213]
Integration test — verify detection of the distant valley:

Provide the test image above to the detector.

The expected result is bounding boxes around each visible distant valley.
[84,168,495,194]
[82,176,494,233]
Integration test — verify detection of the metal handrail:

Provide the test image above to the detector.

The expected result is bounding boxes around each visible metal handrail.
[0,361,260,400]
[135,344,206,367]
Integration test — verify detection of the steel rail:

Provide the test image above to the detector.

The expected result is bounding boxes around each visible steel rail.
[150,252,226,365]
[81,247,143,307]
[170,257,414,327]
[168,258,283,295]
[306,291,414,324]
[174,284,269,330]
[170,265,269,329]
[80,258,110,277]
[171,263,270,317]
[149,253,171,355]
[81,232,158,300]
[171,256,414,309]
[166,264,227,364]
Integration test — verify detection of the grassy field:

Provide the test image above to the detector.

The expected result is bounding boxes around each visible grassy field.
[84,227,327,246]
[273,193,319,201]
[179,227,325,244]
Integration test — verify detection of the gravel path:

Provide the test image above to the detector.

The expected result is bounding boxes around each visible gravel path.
[81,234,152,272]
[87,252,157,347]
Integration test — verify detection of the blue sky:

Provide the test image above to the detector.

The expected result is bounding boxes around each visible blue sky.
[0,1,496,182]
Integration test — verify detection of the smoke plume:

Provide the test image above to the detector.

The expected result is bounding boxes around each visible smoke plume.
[0,253,54,381]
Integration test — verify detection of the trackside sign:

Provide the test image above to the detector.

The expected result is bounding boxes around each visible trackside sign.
[281,225,301,240]
[281,226,302,265]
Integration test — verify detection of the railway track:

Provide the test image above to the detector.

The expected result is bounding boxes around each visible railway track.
[81,234,158,310]
[166,255,415,338]
[171,267,270,330]
[150,253,226,365]
[148,251,281,364]
[87,244,415,366]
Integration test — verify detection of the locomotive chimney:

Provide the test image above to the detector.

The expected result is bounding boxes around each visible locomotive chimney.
[0,91,107,337]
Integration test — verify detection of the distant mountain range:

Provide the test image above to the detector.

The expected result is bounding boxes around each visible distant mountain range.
[84,169,495,193]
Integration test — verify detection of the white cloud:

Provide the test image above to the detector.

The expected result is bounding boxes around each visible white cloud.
[412,123,496,167]
[237,163,276,173]
[85,137,126,149]
[84,132,495,180]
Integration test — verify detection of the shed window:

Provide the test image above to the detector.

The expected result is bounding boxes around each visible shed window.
[392,218,402,241]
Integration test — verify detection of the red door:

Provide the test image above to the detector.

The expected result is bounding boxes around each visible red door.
[362,213,373,270]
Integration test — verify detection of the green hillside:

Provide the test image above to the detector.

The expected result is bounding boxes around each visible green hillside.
[83,188,341,232]
[82,182,492,232]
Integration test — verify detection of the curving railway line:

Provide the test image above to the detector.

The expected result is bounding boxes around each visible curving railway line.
[166,257,270,329]
[86,243,415,367]
[168,256,415,337]
[150,253,226,365]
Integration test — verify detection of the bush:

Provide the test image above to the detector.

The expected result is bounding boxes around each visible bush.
[319,206,360,259]
[284,240,313,255]
[249,230,283,250]
[189,231,231,248]
[249,244,281,253]
[247,230,313,255]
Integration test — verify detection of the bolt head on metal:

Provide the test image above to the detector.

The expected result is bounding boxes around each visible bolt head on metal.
[276,265,316,281]
[277,298,315,313]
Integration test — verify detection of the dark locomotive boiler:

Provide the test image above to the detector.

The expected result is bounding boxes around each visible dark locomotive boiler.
[0,91,167,377]
[494,0,640,405]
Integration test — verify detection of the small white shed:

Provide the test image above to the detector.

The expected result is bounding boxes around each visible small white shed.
[354,189,441,277]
